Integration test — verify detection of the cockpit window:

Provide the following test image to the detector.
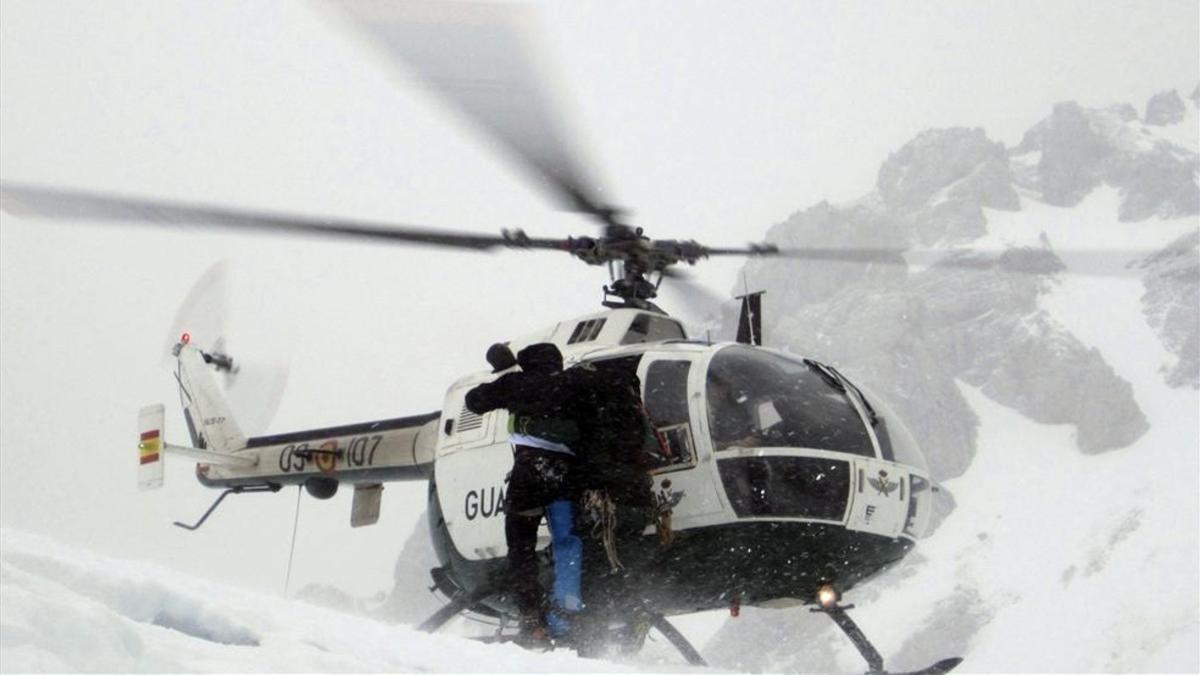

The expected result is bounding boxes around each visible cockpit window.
[706,345,874,457]
[621,314,686,345]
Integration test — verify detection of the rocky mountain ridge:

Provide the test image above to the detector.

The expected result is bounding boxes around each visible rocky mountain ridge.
[730,86,1198,481]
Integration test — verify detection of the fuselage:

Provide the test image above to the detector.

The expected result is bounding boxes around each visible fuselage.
[427,309,934,615]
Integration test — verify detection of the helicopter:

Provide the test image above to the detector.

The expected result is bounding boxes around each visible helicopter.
[0,3,979,672]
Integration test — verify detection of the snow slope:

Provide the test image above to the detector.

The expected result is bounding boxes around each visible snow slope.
[0,529,653,673]
[830,377,1199,673]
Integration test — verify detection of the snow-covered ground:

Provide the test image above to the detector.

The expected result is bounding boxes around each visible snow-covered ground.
[0,529,657,673]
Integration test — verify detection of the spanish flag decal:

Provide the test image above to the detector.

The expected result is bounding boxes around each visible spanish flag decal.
[139,429,161,465]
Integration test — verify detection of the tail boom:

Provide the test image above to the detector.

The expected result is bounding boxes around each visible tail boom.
[194,412,441,489]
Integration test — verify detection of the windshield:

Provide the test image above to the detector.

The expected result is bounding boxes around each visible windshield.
[706,345,875,457]
[854,383,928,472]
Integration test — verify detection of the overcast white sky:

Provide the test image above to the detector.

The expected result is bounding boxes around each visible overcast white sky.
[1,1,1197,598]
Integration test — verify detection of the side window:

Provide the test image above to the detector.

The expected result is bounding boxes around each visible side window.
[643,360,696,471]
[568,318,607,344]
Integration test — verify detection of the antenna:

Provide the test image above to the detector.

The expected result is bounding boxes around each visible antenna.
[734,272,766,347]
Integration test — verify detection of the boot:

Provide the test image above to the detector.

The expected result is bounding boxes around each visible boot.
[514,613,551,650]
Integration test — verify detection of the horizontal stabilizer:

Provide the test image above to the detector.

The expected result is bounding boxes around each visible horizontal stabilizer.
[138,405,165,490]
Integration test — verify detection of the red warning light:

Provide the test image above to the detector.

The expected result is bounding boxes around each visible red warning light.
[181,332,191,344]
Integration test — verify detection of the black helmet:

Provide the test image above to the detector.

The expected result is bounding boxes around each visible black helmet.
[486,343,517,373]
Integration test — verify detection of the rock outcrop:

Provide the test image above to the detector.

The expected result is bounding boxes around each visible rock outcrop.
[1140,231,1200,389]
[877,128,1019,245]
[1012,101,1199,220]
[738,111,1167,482]
[1145,89,1187,126]
[1013,102,1116,207]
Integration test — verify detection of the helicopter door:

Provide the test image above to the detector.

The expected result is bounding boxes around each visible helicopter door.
[639,355,728,522]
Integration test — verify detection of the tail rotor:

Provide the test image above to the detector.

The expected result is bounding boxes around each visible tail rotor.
[165,262,289,436]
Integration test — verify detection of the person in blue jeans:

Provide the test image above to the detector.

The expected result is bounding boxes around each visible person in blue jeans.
[466,343,584,644]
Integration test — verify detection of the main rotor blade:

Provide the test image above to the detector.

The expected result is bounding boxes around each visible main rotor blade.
[0,182,569,253]
[709,245,906,264]
[662,274,728,321]
[757,245,1159,277]
[338,1,624,231]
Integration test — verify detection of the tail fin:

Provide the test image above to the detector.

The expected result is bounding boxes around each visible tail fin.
[176,344,248,453]
[138,404,165,490]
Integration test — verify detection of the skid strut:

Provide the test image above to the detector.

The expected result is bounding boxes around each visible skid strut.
[813,602,963,675]
[417,573,706,667]
[634,603,707,666]
[174,484,280,531]
[418,580,500,633]
[814,603,883,672]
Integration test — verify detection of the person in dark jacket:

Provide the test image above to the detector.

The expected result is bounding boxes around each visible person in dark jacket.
[565,361,656,654]
[571,361,655,525]
[464,343,584,643]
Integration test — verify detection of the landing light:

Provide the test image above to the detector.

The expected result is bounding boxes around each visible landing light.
[818,584,839,608]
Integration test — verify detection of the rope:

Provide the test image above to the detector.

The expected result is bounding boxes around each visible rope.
[656,508,674,548]
[655,488,676,548]
[283,486,302,598]
[583,489,623,572]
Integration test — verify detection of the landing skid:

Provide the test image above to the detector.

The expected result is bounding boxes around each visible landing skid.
[417,580,500,633]
[813,603,962,674]
[416,577,706,666]
[632,602,707,666]
[891,658,965,675]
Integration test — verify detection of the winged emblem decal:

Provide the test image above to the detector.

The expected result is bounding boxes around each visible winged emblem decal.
[868,470,899,497]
